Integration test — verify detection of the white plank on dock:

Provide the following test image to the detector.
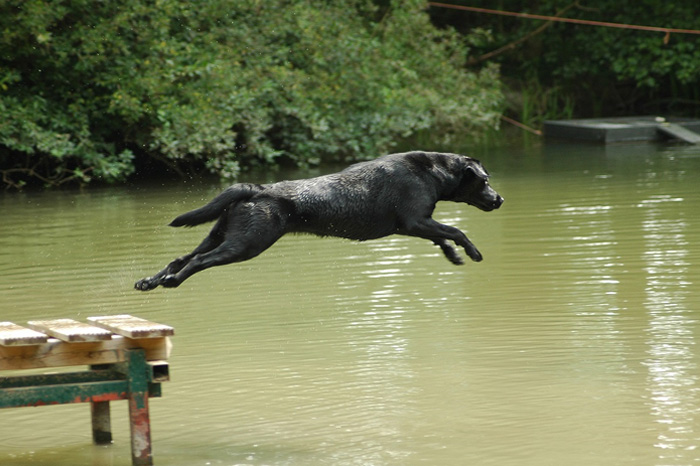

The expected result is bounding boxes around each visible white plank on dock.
[0,322,48,346]
[87,315,174,339]
[657,123,700,144]
[27,318,112,342]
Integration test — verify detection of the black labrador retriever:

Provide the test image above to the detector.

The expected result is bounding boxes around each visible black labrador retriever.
[135,151,503,291]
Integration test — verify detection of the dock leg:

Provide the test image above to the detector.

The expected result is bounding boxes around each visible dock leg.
[126,349,153,466]
[91,400,113,444]
[89,364,113,445]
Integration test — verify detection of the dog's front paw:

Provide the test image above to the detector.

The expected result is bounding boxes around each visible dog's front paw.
[435,240,464,265]
[449,255,465,265]
[465,247,483,262]
[443,248,465,265]
[134,277,158,291]
[467,249,484,262]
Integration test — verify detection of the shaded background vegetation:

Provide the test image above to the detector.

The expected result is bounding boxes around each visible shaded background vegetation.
[429,0,700,127]
[0,0,501,188]
[2,0,699,188]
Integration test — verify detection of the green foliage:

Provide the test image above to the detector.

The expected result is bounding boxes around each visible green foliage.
[0,0,502,188]
[431,0,700,120]
[537,0,700,115]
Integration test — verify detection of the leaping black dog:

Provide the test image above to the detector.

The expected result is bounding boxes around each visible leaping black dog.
[135,151,503,291]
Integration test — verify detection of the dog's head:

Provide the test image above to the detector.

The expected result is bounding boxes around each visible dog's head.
[451,157,504,212]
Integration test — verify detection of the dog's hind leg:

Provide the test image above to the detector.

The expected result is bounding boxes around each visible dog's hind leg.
[135,216,228,291]
[157,200,289,288]
[160,230,283,288]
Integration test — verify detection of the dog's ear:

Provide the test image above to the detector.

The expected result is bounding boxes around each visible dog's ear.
[465,159,490,181]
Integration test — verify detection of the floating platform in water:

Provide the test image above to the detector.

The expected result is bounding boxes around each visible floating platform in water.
[544,116,700,144]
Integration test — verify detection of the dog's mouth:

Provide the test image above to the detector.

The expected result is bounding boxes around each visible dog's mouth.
[472,195,504,212]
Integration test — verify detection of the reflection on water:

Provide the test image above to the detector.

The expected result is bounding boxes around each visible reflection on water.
[641,194,697,462]
[1,142,699,465]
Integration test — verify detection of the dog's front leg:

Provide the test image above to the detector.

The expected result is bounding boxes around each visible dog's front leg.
[403,218,482,263]
[432,239,464,265]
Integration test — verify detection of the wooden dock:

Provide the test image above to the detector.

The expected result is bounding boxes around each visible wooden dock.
[544,116,700,144]
[0,315,174,466]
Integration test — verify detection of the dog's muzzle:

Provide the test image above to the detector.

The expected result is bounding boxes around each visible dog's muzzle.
[494,195,504,208]
[480,194,504,211]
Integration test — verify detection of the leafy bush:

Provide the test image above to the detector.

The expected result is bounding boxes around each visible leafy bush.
[0,0,502,188]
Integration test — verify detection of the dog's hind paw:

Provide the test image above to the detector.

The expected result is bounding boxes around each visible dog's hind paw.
[161,274,180,288]
[134,277,158,291]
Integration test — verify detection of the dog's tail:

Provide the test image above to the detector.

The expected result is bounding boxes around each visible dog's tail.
[169,184,264,227]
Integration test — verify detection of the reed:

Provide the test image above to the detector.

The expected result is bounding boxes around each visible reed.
[518,77,576,129]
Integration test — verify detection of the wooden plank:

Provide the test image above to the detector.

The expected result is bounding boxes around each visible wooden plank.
[0,336,172,370]
[87,315,174,339]
[0,322,48,346]
[657,123,700,144]
[27,319,112,342]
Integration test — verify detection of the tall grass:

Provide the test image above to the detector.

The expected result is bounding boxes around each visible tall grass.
[519,78,576,128]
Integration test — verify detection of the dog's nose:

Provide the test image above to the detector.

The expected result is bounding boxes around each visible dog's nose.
[495,195,504,207]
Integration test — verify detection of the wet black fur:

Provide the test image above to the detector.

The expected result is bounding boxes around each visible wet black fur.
[135,151,503,291]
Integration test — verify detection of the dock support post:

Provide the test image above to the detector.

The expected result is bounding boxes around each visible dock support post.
[126,349,154,466]
[91,400,113,444]
[90,363,113,445]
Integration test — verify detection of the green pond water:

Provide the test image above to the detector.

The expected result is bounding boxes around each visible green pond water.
[1,141,699,466]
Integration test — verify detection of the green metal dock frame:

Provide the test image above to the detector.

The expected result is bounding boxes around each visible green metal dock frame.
[0,315,174,466]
